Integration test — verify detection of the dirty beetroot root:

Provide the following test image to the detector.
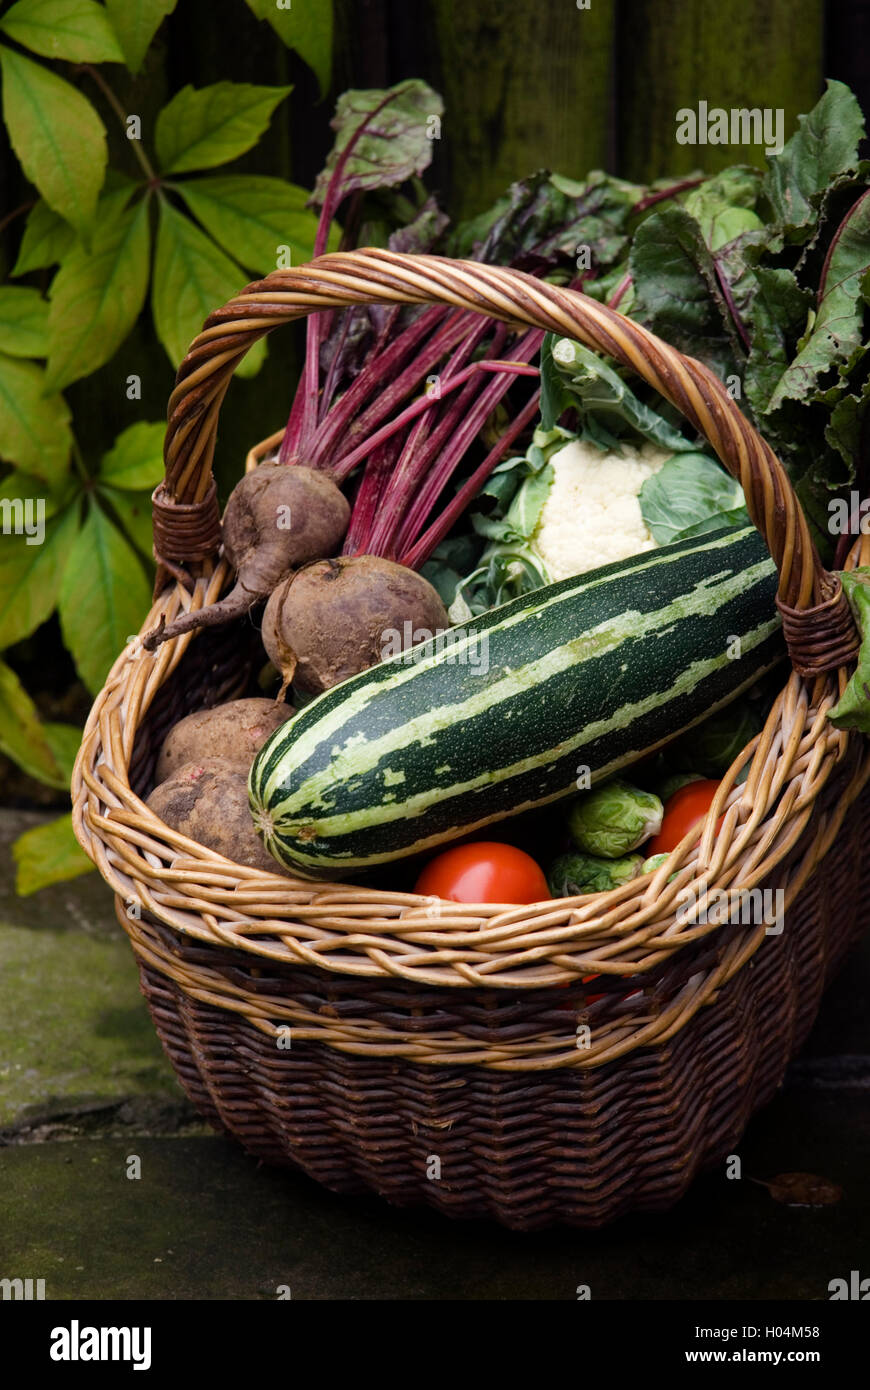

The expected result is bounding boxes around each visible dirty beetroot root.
[144,465,350,650]
[146,758,287,875]
[262,555,449,696]
[155,697,294,783]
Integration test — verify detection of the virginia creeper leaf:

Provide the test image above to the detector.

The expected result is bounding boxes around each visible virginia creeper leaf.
[44,194,150,391]
[104,0,177,74]
[0,352,72,482]
[13,812,94,895]
[152,200,265,377]
[97,420,164,490]
[11,198,76,275]
[0,284,49,357]
[0,658,66,785]
[0,46,106,237]
[155,81,291,174]
[244,0,332,98]
[0,0,124,63]
[177,174,326,274]
[58,502,152,694]
[0,502,79,647]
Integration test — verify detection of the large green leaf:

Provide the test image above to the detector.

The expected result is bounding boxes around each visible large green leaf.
[13,813,94,895]
[58,502,152,694]
[0,352,72,482]
[629,205,743,382]
[639,453,747,545]
[177,175,326,273]
[763,81,865,236]
[98,485,153,557]
[152,200,265,377]
[0,284,48,357]
[0,658,66,785]
[742,266,813,415]
[11,198,76,275]
[0,502,79,648]
[98,420,164,489]
[44,194,150,391]
[0,47,106,237]
[0,0,124,63]
[104,0,177,73]
[155,81,291,175]
[767,189,870,410]
[0,466,77,520]
[43,721,83,781]
[244,0,332,98]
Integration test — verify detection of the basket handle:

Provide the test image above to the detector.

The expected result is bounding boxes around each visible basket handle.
[154,248,859,678]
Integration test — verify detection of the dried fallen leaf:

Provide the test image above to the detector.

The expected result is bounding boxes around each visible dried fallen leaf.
[760,1172,843,1207]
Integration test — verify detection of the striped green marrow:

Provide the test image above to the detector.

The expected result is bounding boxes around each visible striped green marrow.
[249,526,783,879]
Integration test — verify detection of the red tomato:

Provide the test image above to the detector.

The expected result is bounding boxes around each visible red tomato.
[414,841,550,904]
[645,778,724,855]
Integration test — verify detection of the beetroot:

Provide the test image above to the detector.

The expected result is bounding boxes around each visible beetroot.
[145,465,349,649]
[262,555,449,696]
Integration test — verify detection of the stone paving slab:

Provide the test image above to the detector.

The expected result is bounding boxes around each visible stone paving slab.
[1,1089,868,1301]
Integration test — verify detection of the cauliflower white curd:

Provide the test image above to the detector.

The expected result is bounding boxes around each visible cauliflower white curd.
[530,436,669,581]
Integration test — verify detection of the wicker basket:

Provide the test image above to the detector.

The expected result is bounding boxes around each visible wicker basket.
[72,251,870,1230]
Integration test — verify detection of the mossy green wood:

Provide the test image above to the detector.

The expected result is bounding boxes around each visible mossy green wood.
[428,0,617,219]
[618,0,825,181]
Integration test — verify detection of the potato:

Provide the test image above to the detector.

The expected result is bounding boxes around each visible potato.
[146,758,286,875]
[155,697,293,783]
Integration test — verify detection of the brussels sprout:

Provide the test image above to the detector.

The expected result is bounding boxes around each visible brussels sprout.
[667,702,760,778]
[567,779,663,858]
[548,851,643,897]
[641,853,670,874]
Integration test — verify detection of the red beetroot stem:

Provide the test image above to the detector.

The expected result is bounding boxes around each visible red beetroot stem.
[331,355,536,485]
[401,389,542,571]
[323,306,489,473]
[373,320,512,537]
[281,87,408,462]
[337,314,493,489]
[306,303,457,470]
[393,329,542,557]
[342,434,405,554]
[364,374,486,557]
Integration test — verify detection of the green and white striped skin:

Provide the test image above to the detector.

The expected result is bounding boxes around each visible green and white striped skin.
[249,526,784,879]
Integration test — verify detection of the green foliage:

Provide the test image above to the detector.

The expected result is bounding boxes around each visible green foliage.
[762,80,865,235]
[0,0,335,893]
[155,81,292,174]
[1,0,124,64]
[104,0,178,73]
[244,0,332,98]
[0,44,107,236]
[13,812,94,894]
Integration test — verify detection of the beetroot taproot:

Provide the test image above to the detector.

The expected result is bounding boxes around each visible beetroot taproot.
[145,465,349,649]
[261,554,449,696]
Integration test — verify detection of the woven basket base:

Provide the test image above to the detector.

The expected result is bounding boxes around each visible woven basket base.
[132,781,870,1231]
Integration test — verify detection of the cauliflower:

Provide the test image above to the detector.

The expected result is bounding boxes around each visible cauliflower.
[530,436,670,582]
